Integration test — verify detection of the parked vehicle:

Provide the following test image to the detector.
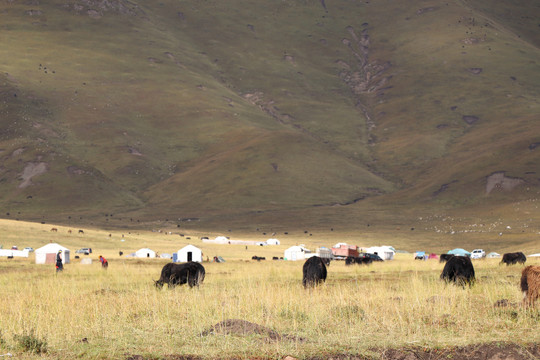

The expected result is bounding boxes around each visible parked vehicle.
[471,249,486,259]
[362,253,384,262]
[24,247,34,252]
[76,247,92,255]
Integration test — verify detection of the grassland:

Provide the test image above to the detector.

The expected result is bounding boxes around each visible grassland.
[0,219,538,359]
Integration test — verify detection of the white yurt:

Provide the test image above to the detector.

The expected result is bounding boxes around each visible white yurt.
[177,244,202,263]
[266,238,280,245]
[35,243,70,264]
[135,248,156,258]
[284,245,310,261]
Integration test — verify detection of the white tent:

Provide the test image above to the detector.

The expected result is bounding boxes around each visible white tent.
[135,248,156,258]
[35,243,70,264]
[266,238,280,245]
[177,244,202,263]
[284,245,310,261]
[487,252,501,258]
[365,246,395,260]
[0,249,29,258]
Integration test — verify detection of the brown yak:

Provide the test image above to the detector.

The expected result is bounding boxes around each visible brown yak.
[521,265,540,307]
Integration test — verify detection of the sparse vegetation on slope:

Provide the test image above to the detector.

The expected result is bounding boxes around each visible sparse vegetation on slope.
[0,0,538,233]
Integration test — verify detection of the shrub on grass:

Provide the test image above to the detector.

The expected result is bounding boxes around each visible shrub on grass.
[14,330,47,354]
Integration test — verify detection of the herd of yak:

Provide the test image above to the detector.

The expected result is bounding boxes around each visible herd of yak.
[153,251,539,307]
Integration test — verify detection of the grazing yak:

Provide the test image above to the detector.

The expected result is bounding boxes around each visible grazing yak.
[302,256,327,288]
[440,255,475,286]
[521,265,540,307]
[439,254,454,263]
[154,262,205,289]
[501,252,527,266]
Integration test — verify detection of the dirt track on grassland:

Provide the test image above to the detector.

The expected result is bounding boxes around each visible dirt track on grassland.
[127,342,539,360]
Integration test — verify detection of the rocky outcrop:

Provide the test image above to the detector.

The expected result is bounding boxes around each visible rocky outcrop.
[337,25,391,137]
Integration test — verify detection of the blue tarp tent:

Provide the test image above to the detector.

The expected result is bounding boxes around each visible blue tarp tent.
[447,248,471,256]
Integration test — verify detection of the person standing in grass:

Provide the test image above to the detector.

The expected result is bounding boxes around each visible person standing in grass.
[99,255,108,269]
[56,250,63,273]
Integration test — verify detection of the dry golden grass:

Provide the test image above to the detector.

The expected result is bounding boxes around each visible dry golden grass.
[0,220,538,359]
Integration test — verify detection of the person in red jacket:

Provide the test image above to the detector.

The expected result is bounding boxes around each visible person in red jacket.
[99,255,108,269]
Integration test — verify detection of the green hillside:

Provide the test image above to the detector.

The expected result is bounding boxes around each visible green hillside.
[0,0,539,233]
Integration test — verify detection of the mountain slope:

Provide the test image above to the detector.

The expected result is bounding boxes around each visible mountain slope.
[0,0,538,230]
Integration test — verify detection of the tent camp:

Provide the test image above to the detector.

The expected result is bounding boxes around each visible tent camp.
[487,252,501,258]
[447,248,471,256]
[35,243,70,264]
[284,245,310,261]
[177,244,202,263]
[135,248,156,258]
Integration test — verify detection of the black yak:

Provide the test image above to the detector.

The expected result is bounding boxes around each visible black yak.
[154,262,205,289]
[440,255,475,286]
[439,254,454,263]
[521,265,540,307]
[501,252,527,266]
[302,256,327,288]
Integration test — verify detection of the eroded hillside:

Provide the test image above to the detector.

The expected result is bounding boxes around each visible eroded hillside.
[0,0,538,230]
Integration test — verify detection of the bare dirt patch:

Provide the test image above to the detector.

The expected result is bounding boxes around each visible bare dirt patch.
[200,319,306,343]
[486,172,524,194]
[376,342,539,360]
[18,162,47,188]
[126,341,538,360]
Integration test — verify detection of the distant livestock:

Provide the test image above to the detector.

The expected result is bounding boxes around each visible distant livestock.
[251,256,266,261]
[78,229,84,234]
[439,254,454,263]
[154,262,205,289]
[440,255,475,286]
[302,256,327,288]
[501,252,527,266]
[520,265,540,307]
[50,228,58,232]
